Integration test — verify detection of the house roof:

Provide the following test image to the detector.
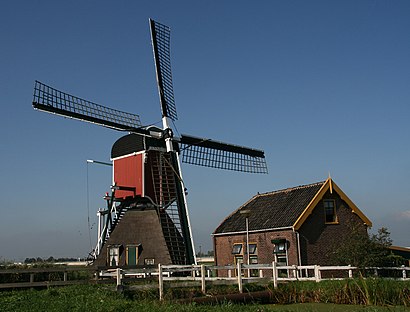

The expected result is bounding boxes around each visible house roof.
[213,178,372,235]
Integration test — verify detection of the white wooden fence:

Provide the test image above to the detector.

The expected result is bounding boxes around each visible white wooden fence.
[99,263,410,300]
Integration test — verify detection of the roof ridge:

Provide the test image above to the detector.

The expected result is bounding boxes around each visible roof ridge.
[257,180,326,197]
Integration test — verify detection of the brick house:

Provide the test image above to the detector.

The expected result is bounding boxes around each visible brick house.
[212,178,372,274]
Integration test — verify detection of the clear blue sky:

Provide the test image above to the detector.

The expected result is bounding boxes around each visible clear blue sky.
[1,0,409,261]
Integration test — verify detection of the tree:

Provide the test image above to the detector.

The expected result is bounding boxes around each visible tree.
[332,227,404,267]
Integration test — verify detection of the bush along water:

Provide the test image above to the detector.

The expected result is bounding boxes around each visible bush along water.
[269,278,410,306]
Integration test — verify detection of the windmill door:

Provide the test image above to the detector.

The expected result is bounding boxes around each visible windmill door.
[126,245,140,266]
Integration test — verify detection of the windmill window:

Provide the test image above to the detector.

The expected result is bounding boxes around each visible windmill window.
[108,245,121,267]
[144,258,155,266]
[324,199,337,223]
[232,243,243,255]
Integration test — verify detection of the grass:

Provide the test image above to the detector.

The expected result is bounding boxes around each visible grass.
[0,279,409,311]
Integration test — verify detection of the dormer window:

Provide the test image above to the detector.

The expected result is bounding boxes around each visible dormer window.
[324,199,337,223]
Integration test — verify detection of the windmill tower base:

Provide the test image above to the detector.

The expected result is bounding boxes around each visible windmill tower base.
[93,207,177,267]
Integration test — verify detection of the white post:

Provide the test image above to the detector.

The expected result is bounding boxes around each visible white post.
[96,209,103,256]
[201,264,206,294]
[116,268,122,286]
[314,265,321,282]
[246,216,250,277]
[237,262,243,293]
[348,265,353,278]
[293,265,298,280]
[402,265,406,280]
[272,261,278,288]
[158,264,164,301]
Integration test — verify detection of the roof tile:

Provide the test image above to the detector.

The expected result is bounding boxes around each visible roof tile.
[214,181,325,234]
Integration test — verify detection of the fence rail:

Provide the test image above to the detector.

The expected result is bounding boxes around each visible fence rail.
[107,263,410,300]
[0,266,96,289]
[1,263,409,300]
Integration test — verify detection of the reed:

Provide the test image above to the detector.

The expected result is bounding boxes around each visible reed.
[269,278,410,306]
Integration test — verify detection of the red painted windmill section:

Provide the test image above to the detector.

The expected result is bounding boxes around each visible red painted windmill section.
[113,154,144,199]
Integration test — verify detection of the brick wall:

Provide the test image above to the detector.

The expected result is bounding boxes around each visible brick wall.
[298,190,368,265]
[213,229,298,277]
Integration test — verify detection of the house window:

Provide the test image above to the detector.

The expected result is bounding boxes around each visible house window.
[274,242,287,254]
[248,243,257,255]
[249,255,258,264]
[276,254,288,266]
[234,255,243,264]
[248,243,258,277]
[324,199,337,223]
[232,243,243,255]
[249,254,259,277]
[272,239,289,267]
[108,245,120,267]
[234,255,243,276]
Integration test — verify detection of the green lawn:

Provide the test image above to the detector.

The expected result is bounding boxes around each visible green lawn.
[265,303,410,312]
[1,284,409,312]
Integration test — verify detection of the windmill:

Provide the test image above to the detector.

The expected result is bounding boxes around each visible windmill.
[32,19,268,267]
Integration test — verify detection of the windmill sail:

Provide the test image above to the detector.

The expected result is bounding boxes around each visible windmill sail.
[32,18,268,268]
[32,80,144,133]
[150,19,177,121]
[179,134,268,174]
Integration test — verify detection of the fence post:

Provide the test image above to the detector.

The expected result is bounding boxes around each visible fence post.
[158,263,164,301]
[63,271,68,282]
[402,265,406,280]
[201,264,206,294]
[272,261,278,288]
[158,264,164,301]
[237,262,243,293]
[293,265,299,280]
[191,265,195,279]
[314,265,321,282]
[116,268,122,286]
[30,273,35,283]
